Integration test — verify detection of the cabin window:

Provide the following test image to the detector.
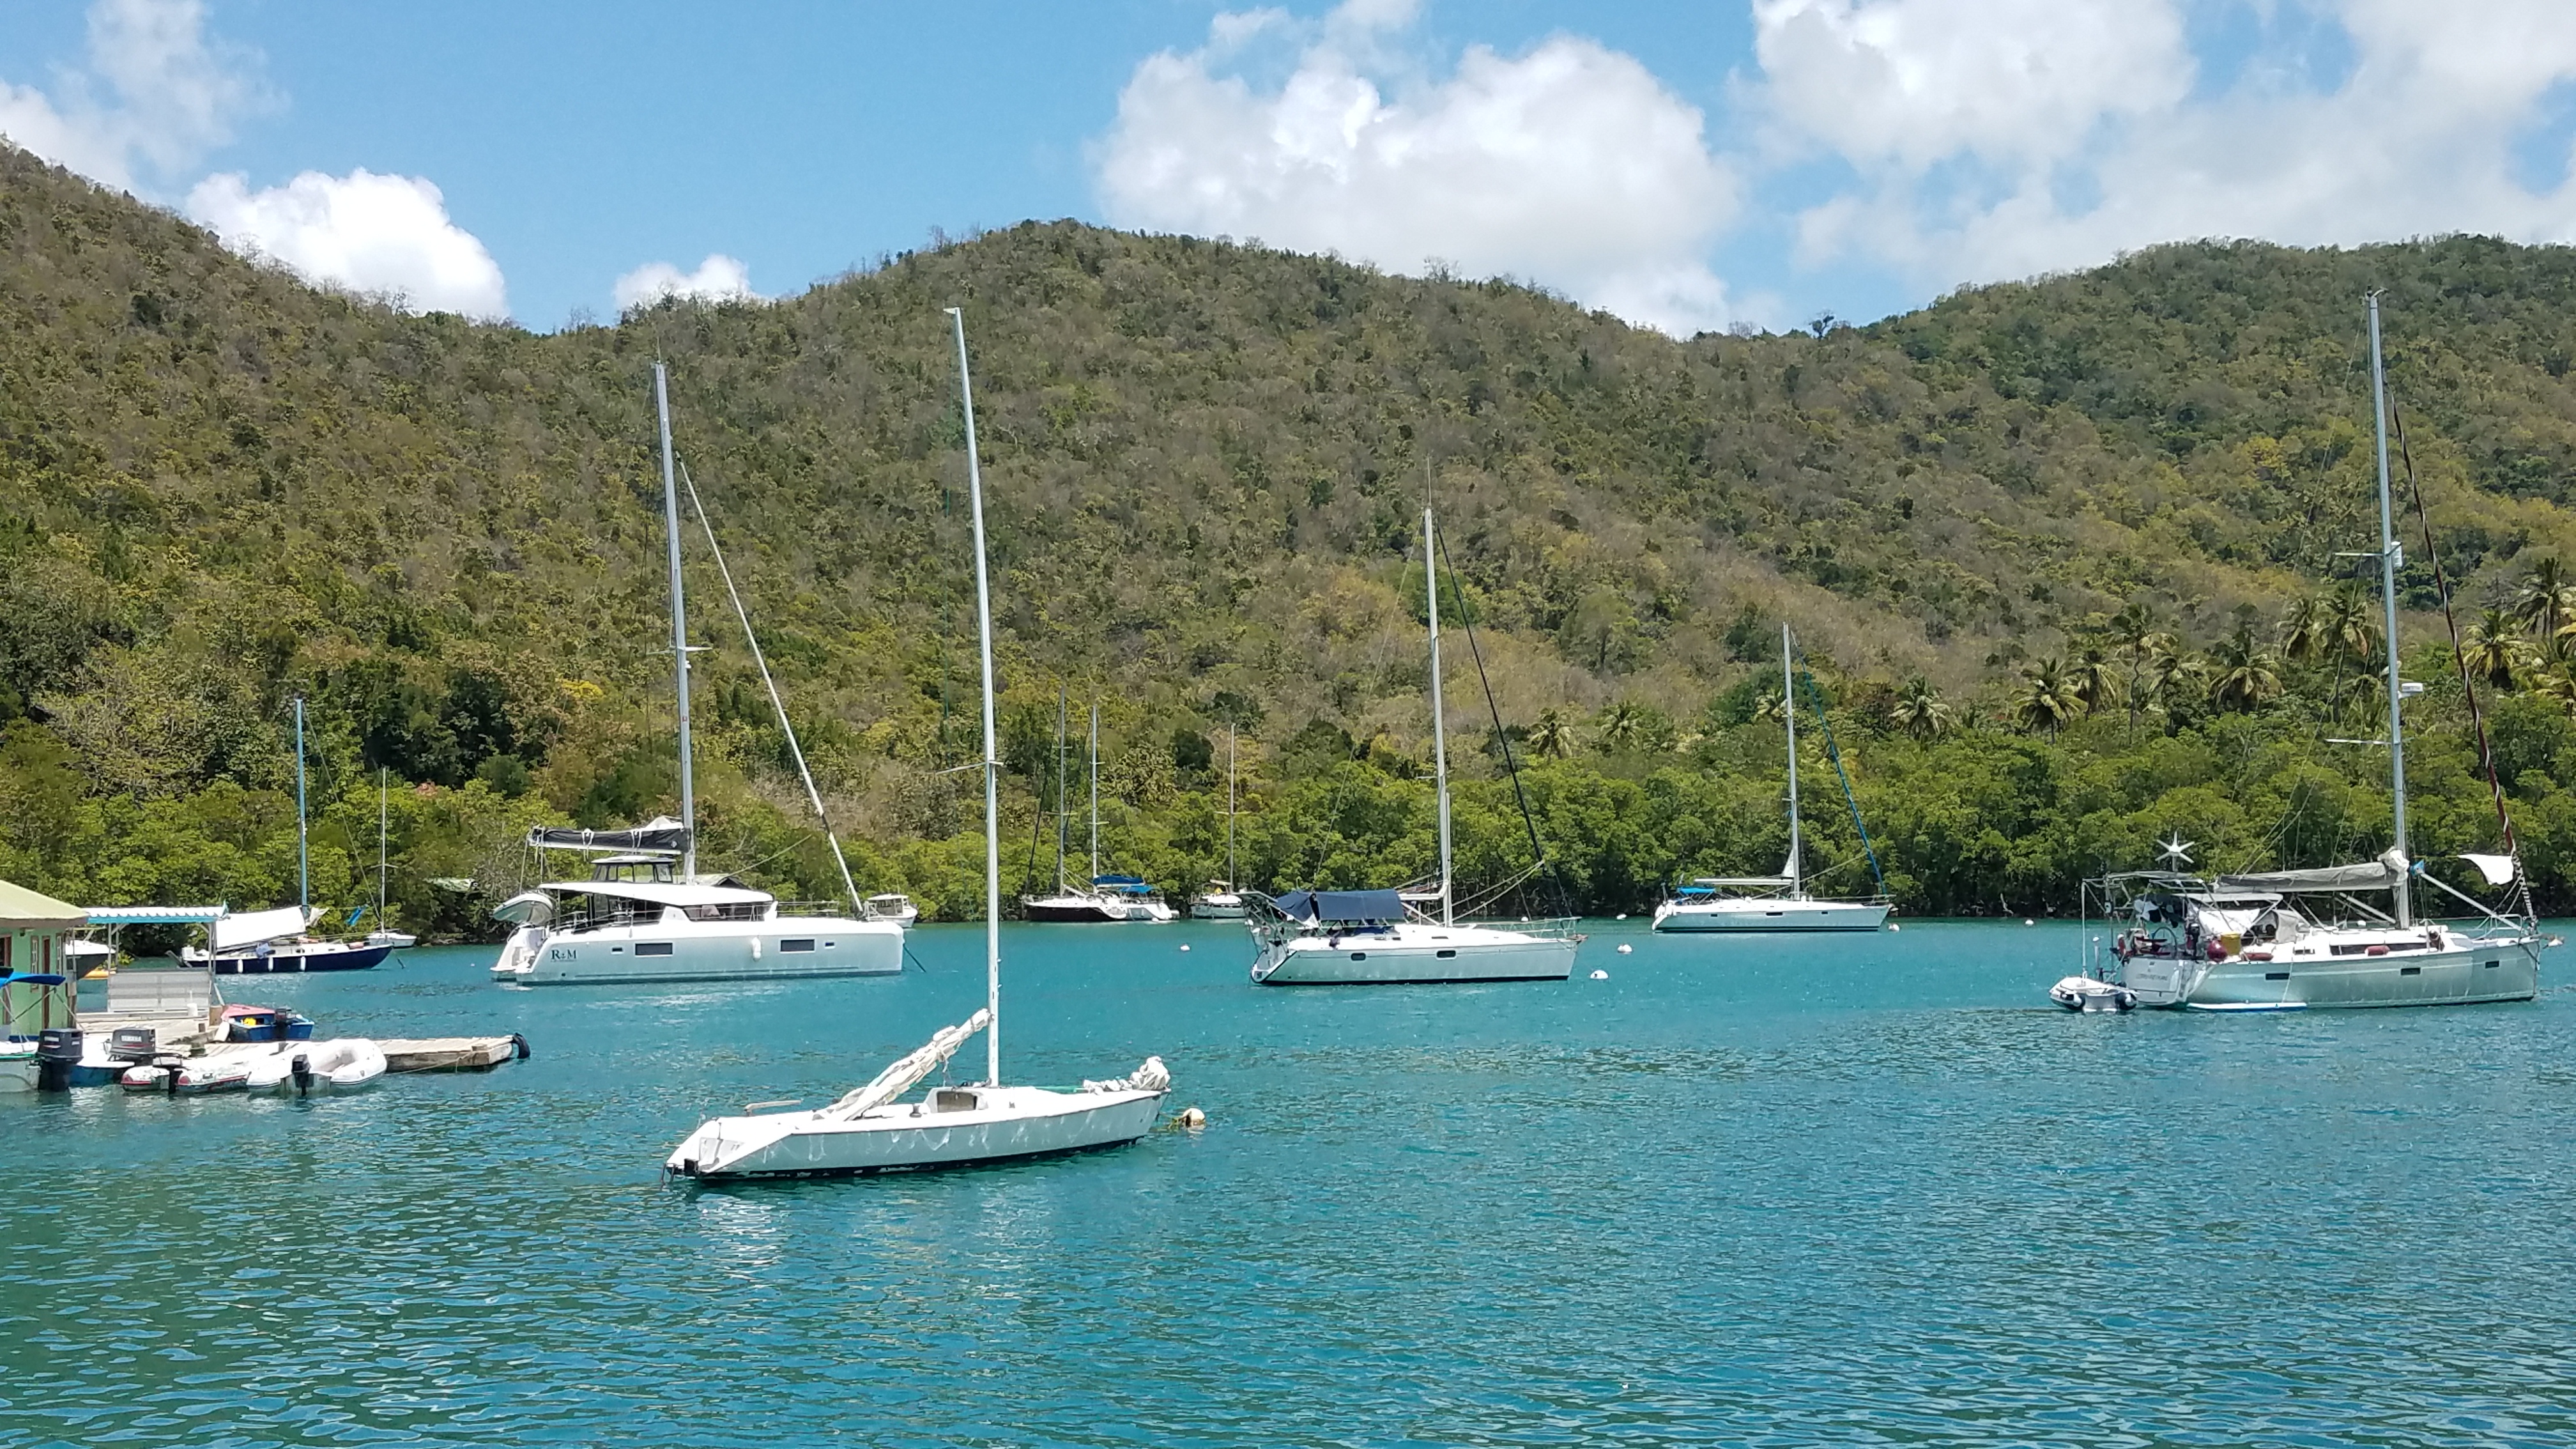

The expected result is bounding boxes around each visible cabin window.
[2485,960,2501,969]
[1436,949,1457,958]
[1350,952,1367,960]
[780,939,816,953]
[2264,971,2290,981]
[636,942,675,957]
[2400,966,2422,976]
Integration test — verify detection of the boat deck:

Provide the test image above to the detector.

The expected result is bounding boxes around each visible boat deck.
[378,1036,526,1072]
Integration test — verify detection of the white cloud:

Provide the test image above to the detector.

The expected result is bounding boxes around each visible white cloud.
[613,254,761,310]
[1758,0,2576,289]
[1093,1,1742,334]
[0,0,264,191]
[185,169,510,319]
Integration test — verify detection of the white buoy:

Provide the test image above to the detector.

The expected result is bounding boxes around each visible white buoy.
[1615,913,1627,920]
[2023,919,2035,926]
[1589,969,1609,979]
[1616,943,1633,954]
[1178,944,1190,952]
[1888,923,1900,931]
[1178,1106,1206,1129]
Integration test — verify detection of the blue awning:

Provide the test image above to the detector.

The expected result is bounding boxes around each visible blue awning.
[1271,888,1407,923]
[86,905,228,926]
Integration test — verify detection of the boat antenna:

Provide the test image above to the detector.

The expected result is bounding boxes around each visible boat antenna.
[1423,506,1454,924]
[2367,293,2410,926]
[677,457,864,913]
[654,362,700,885]
[1783,625,1802,901]
[947,307,1002,1088]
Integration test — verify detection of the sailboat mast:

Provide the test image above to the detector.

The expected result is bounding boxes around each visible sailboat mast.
[1089,702,1100,882]
[294,695,309,912]
[1055,687,1069,893]
[1425,507,1453,925]
[378,767,388,926]
[1784,625,1802,901]
[1226,724,1238,886]
[948,307,1002,1088]
[654,362,699,884]
[2368,293,2411,927]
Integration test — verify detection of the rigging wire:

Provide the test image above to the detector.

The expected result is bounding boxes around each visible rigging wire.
[1432,525,1569,917]
[1788,644,1888,896]
[2391,404,2534,920]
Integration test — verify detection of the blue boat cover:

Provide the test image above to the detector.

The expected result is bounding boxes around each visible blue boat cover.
[1271,888,1406,923]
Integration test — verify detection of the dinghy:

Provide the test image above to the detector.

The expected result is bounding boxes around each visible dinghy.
[119,1057,254,1094]
[245,1039,387,1094]
[666,309,1172,1181]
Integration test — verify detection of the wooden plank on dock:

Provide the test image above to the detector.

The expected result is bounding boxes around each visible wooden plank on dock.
[378,1036,522,1072]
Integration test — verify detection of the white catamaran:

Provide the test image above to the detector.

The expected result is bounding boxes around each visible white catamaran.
[2057,295,2542,1011]
[1655,625,1890,933]
[490,364,901,986]
[666,309,1169,1178]
[1245,508,1580,985]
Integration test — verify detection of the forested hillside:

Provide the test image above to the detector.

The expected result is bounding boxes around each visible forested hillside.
[10,139,2576,929]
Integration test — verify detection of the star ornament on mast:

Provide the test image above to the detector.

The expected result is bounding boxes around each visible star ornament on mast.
[2156,834,2196,871]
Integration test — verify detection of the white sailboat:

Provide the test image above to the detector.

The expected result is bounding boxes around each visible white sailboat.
[1022,700,1176,922]
[2068,295,2542,1011]
[667,309,1170,1179]
[1246,508,1580,985]
[1654,625,1890,933]
[491,364,901,985]
[1192,725,1248,919]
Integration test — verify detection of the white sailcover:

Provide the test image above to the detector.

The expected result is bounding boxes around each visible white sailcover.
[822,1010,990,1120]
[213,906,315,951]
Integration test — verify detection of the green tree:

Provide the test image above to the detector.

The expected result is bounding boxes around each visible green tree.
[2206,624,2284,713]
[2012,658,2081,740]
[1889,678,1952,740]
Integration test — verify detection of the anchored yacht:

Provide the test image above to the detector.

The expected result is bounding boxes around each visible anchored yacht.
[1020,699,1176,921]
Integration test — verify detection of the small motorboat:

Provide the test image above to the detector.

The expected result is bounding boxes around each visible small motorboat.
[2050,975,2138,1013]
[364,928,418,949]
[861,893,920,928]
[119,1056,255,1094]
[245,1039,387,1094]
[220,1004,317,1043]
[0,1042,36,1093]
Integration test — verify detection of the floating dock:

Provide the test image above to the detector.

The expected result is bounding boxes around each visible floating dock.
[378,1036,526,1072]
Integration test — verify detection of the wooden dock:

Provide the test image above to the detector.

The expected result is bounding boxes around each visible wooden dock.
[378,1036,526,1073]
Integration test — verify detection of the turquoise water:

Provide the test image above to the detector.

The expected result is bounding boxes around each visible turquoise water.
[5,920,2575,1447]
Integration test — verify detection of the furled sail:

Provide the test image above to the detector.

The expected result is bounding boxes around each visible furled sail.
[526,816,691,855]
[820,1009,991,1120]
[2215,847,2409,894]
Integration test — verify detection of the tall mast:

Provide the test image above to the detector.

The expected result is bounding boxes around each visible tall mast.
[1425,507,1453,925]
[1784,624,1802,901]
[1055,687,1069,893]
[1089,702,1100,882]
[654,362,698,884]
[2368,293,2411,926]
[294,695,309,912]
[378,767,388,926]
[947,307,1002,1088]
[1226,724,1238,886]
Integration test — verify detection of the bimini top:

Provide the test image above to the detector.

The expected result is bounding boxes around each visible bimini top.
[537,880,774,908]
[1269,888,1407,923]
[1092,875,1156,896]
[528,816,692,855]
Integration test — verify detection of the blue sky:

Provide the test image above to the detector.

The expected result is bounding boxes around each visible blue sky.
[6,1,2576,335]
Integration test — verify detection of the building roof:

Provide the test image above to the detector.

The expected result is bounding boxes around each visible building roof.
[0,878,87,928]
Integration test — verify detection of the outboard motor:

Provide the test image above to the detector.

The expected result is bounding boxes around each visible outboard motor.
[109,1025,158,1062]
[36,1027,82,1092]
[289,1053,314,1097]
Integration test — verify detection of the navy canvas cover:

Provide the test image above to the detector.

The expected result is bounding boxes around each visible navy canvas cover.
[1271,888,1406,923]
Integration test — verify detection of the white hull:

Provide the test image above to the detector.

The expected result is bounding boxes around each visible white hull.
[2126,937,2540,1010]
[1653,898,1889,932]
[1023,893,1177,923]
[0,1049,35,1092]
[364,930,417,949]
[245,1039,387,1093]
[494,914,903,985]
[667,1085,1166,1179]
[1191,896,1248,919]
[1253,924,1578,985]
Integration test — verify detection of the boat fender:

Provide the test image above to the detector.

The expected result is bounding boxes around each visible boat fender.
[510,1032,531,1061]
[2205,942,2225,962]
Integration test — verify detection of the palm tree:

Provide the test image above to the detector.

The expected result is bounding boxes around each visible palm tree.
[1597,702,1650,753]
[1889,678,1952,740]
[2462,607,2525,690]
[2279,593,2328,666]
[2106,602,2171,739]
[1528,709,1576,759]
[2012,657,2082,741]
[2516,556,2576,659]
[2068,645,2124,716]
[1752,688,1788,724]
[2205,622,2284,712]
[2319,583,2379,720]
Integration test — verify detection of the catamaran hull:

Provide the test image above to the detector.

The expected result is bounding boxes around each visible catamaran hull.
[1253,935,1578,985]
[494,919,903,985]
[667,1089,1166,1179]
[2126,942,2540,1009]
[1653,900,1889,932]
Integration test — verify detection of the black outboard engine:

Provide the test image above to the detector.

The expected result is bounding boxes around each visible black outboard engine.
[108,1025,158,1062]
[289,1053,314,1097]
[36,1028,82,1092]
